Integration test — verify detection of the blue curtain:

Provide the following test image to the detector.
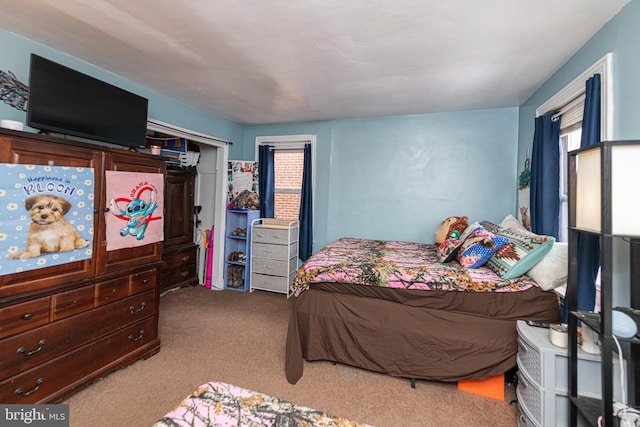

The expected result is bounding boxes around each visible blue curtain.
[575,74,602,315]
[530,113,561,238]
[298,144,313,261]
[258,145,274,218]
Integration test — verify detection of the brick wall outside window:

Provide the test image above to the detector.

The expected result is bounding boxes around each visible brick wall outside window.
[274,151,303,220]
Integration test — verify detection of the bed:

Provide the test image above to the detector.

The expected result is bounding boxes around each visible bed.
[153,381,373,427]
[285,236,561,385]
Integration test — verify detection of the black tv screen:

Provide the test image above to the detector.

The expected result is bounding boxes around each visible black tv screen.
[27,54,148,149]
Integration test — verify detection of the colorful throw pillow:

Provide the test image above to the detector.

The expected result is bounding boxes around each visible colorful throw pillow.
[456,226,509,268]
[480,221,556,279]
[437,221,481,263]
[438,237,464,263]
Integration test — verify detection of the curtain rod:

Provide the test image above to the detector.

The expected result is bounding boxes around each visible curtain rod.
[551,93,586,121]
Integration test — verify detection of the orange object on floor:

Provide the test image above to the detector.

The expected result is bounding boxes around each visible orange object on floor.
[457,373,505,400]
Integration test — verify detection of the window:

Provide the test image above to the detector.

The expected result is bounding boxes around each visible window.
[558,126,582,242]
[255,134,316,221]
[537,53,612,243]
[274,150,304,220]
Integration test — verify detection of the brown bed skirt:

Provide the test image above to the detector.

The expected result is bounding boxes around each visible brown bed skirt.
[285,285,560,385]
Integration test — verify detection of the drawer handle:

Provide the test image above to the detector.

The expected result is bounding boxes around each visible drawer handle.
[128,329,145,342]
[180,271,190,277]
[181,255,191,262]
[17,339,47,356]
[142,279,149,284]
[129,302,147,313]
[516,338,528,352]
[22,313,32,320]
[15,378,44,397]
[519,373,530,389]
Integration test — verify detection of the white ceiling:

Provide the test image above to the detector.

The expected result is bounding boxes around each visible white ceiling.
[0,0,630,125]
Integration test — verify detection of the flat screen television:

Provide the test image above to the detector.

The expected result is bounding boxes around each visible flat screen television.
[26,54,148,149]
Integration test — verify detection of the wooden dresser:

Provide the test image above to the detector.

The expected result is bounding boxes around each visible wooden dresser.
[0,128,164,403]
[158,168,198,293]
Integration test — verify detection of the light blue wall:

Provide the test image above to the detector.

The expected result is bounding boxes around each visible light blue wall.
[518,0,640,163]
[244,108,520,251]
[517,0,640,306]
[0,28,243,144]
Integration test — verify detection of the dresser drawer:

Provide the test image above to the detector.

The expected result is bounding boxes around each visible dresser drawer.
[0,297,51,340]
[0,290,155,381]
[0,316,157,404]
[252,257,297,277]
[95,276,130,306]
[252,242,297,259]
[252,226,298,245]
[162,247,197,270]
[159,263,197,287]
[52,285,95,321]
[130,269,157,294]
[251,273,295,294]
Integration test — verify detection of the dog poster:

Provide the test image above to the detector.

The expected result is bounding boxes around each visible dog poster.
[0,163,94,276]
[105,171,164,251]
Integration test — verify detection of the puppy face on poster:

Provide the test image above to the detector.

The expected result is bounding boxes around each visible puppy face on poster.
[1,163,94,276]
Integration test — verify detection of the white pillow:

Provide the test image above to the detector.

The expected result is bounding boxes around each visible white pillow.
[527,242,568,291]
[499,214,527,231]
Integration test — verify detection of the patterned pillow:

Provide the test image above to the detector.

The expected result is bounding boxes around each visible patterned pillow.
[456,226,509,268]
[437,237,464,263]
[480,221,556,279]
[437,222,481,263]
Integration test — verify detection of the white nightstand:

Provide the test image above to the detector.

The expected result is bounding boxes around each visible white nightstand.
[250,218,299,297]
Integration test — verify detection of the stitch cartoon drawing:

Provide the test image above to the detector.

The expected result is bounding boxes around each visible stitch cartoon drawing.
[109,185,158,240]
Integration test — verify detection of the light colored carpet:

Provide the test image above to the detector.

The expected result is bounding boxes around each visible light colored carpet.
[63,286,519,426]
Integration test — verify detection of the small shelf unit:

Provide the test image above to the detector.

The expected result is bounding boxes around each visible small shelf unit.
[223,209,260,292]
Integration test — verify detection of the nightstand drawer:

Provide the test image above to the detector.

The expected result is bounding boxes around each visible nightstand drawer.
[252,257,297,277]
[252,226,298,245]
[251,273,295,294]
[252,242,297,259]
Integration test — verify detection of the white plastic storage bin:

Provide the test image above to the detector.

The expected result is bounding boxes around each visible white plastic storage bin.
[516,321,624,427]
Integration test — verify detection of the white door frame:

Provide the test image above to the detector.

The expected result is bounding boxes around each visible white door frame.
[147,118,229,289]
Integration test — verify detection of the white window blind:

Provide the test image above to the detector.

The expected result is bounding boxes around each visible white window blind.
[555,93,585,131]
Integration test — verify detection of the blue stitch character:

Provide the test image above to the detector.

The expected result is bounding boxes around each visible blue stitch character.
[109,186,157,240]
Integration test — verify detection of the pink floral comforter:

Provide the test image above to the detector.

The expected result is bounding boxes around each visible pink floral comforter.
[153,381,373,427]
[291,237,536,296]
